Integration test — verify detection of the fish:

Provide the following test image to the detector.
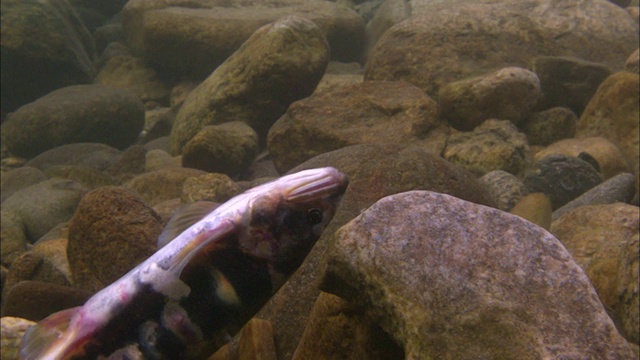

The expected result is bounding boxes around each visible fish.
[19,167,348,360]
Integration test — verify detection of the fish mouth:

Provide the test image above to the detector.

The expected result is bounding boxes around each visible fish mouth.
[283,167,349,203]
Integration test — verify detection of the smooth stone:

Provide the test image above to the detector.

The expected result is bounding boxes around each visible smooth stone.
[524,154,603,210]
[3,239,72,299]
[2,179,87,242]
[443,119,529,177]
[25,143,121,172]
[268,81,442,173]
[169,16,330,153]
[577,72,639,185]
[125,167,206,206]
[0,281,92,321]
[0,167,47,203]
[67,186,163,292]
[534,137,630,180]
[522,107,578,146]
[1,0,95,117]
[509,192,553,230]
[625,48,639,73]
[145,149,180,172]
[478,170,529,212]
[439,67,541,131]
[43,165,116,189]
[0,210,29,268]
[1,85,144,158]
[322,191,636,358]
[105,145,148,183]
[552,172,637,221]
[532,56,612,115]
[94,54,170,103]
[182,122,259,177]
[237,318,277,360]
[180,173,242,204]
[551,203,639,344]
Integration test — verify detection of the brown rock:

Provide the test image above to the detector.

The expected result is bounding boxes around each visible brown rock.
[577,72,640,185]
[510,192,552,230]
[1,316,36,360]
[0,210,29,268]
[522,107,578,146]
[292,292,403,359]
[625,48,639,73]
[125,167,205,206]
[182,122,259,177]
[67,186,163,292]
[534,137,629,180]
[94,54,170,103]
[439,67,540,131]
[180,173,242,204]
[1,281,92,321]
[268,81,442,173]
[551,203,639,344]
[169,16,330,153]
[237,318,277,360]
[365,0,638,98]
[323,191,636,358]
[443,119,529,177]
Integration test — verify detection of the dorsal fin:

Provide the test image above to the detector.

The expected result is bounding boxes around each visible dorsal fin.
[20,306,81,360]
[158,201,219,248]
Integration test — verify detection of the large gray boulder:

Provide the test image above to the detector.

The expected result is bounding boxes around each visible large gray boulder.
[322,191,637,359]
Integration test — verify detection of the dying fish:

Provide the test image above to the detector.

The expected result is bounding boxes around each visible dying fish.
[20,167,348,359]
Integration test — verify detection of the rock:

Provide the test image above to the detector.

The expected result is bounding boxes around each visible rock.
[43,165,116,189]
[237,318,277,360]
[322,191,636,359]
[180,173,242,204]
[169,16,330,154]
[625,48,639,73]
[292,292,404,359]
[3,239,72,298]
[0,210,29,268]
[182,122,259,177]
[364,0,410,59]
[1,317,35,360]
[170,81,200,107]
[534,137,630,180]
[524,154,603,210]
[268,81,442,173]
[532,56,612,116]
[93,22,126,55]
[552,172,637,221]
[509,192,553,230]
[105,145,148,183]
[67,186,163,292]
[478,170,529,212]
[1,281,92,321]
[551,203,639,344]
[145,149,180,172]
[577,72,640,185]
[1,0,96,117]
[443,119,529,177]
[2,179,87,242]
[1,85,145,158]
[25,143,121,172]
[139,106,174,144]
[365,0,638,98]
[125,167,206,206]
[255,143,496,358]
[121,0,363,77]
[439,67,541,130]
[0,167,47,203]
[94,54,170,104]
[522,107,578,146]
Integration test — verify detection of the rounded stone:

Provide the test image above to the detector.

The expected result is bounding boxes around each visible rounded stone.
[524,154,603,209]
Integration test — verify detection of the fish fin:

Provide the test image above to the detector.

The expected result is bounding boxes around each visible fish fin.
[158,201,220,248]
[20,307,81,360]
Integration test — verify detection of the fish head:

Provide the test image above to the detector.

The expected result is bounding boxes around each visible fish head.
[239,167,348,275]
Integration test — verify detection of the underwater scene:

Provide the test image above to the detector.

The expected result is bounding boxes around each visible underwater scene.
[1,0,639,359]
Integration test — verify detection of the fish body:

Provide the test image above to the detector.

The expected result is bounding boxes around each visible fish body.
[19,167,348,359]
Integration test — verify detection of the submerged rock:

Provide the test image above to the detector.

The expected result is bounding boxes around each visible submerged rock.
[322,191,636,359]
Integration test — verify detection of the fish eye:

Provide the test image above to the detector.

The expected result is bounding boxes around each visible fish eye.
[306,208,323,225]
